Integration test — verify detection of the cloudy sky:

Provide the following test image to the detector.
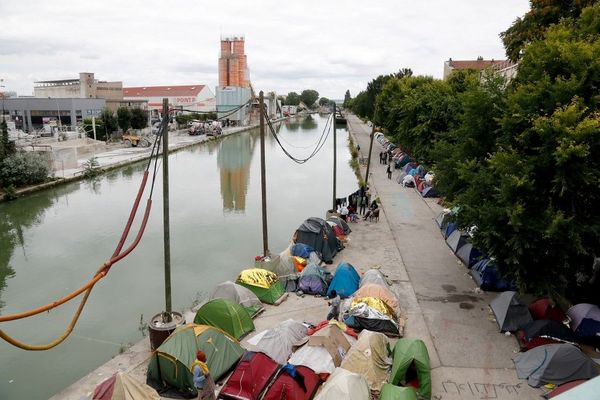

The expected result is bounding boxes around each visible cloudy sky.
[1,0,530,99]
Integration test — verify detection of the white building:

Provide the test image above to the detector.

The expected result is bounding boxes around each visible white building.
[123,85,215,116]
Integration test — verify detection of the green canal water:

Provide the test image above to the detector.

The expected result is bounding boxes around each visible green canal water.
[0,115,358,400]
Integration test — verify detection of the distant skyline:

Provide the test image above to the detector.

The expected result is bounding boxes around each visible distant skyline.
[0,0,530,99]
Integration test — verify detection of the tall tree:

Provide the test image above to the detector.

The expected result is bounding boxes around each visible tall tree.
[117,107,132,133]
[130,108,148,130]
[318,97,330,106]
[100,108,118,138]
[299,89,319,107]
[343,90,352,108]
[285,92,300,106]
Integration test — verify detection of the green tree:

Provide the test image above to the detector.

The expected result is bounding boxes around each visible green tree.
[299,89,319,107]
[130,108,148,130]
[117,107,132,133]
[100,108,118,139]
[318,97,330,106]
[0,119,16,160]
[343,90,352,108]
[285,92,300,106]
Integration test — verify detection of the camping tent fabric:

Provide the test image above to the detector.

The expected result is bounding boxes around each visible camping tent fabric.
[470,259,516,292]
[340,330,392,391]
[490,291,533,332]
[567,303,600,337]
[549,377,600,399]
[237,269,285,304]
[455,243,482,268]
[327,262,360,299]
[147,324,244,396]
[513,344,598,387]
[219,351,281,400]
[255,319,308,365]
[193,298,255,340]
[313,368,370,400]
[295,217,339,264]
[298,263,329,295]
[208,281,263,317]
[389,338,432,400]
[442,222,456,239]
[353,283,399,312]
[262,365,321,400]
[94,372,160,400]
[288,344,336,374]
[421,187,438,198]
[521,320,577,344]
[291,243,316,259]
[346,303,399,335]
[327,216,351,235]
[528,298,566,322]
[351,297,395,318]
[446,230,469,253]
[360,269,391,289]
[379,384,418,400]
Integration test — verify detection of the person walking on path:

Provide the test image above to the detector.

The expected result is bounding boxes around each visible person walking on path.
[357,144,361,153]
[192,350,216,400]
[359,193,367,215]
[379,151,383,164]
[387,164,392,179]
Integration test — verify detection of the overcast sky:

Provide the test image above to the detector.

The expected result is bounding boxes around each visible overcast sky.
[0,0,530,99]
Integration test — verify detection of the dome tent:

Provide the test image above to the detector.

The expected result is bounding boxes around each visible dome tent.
[208,280,263,317]
[237,268,285,304]
[193,298,255,339]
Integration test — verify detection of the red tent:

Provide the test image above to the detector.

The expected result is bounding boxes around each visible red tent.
[262,366,321,400]
[219,352,280,400]
[516,330,563,351]
[529,298,567,322]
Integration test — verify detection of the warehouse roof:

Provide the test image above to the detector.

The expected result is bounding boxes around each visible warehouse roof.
[124,85,206,97]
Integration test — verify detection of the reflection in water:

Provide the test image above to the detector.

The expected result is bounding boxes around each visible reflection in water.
[217,134,256,212]
[300,115,317,130]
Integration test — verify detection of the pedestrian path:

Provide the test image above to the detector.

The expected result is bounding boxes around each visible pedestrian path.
[346,114,541,400]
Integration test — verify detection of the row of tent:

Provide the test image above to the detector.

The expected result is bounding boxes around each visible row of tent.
[487,291,600,396]
[435,209,517,291]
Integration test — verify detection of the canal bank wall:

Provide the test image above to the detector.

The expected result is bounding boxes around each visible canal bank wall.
[50,116,541,400]
[0,123,261,203]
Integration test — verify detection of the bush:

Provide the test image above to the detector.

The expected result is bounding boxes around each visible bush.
[0,152,50,187]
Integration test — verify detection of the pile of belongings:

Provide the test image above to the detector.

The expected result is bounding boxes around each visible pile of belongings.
[219,351,322,400]
[193,298,255,340]
[236,268,285,304]
[206,280,264,317]
[293,217,341,264]
[147,324,244,397]
[341,269,402,336]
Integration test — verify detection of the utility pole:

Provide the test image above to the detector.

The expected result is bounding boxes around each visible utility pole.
[92,116,97,140]
[364,125,375,189]
[332,103,337,210]
[161,98,172,319]
[259,91,269,257]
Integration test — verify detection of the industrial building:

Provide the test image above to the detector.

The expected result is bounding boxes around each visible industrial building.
[219,36,250,87]
[2,97,105,132]
[123,85,215,117]
[443,57,517,81]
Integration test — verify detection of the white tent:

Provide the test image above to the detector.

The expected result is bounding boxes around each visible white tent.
[254,319,307,364]
[314,368,370,400]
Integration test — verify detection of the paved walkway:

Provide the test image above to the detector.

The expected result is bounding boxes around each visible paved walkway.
[347,114,540,400]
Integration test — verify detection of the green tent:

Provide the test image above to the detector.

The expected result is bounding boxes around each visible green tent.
[380,384,418,400]
[236,268,285,304]
[147,324,244,397]
[389,338,431,400]
[193,298,255,339]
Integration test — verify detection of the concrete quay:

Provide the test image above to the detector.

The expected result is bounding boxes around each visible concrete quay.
[50,116,541,400]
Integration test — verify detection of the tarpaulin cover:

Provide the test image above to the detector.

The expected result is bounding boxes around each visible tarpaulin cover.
[489,291,533,332]
[390,338,431,400]
[219,351,281,400]
[291,243,316,259]
[327,262,360,299]
[255,319,308,365]
[237,268,279,289]
[528,298,566,322]
[147,324,244,396]
[354,283,399,312]
[340,330,392,391]
[208,281,263,317]
[193,298,255,340]
[262,365,321,400]
[313,368,370,400]
[351,297,395,318]
[379,384,418,400]
[94,372,160,400]
[513,344,598,387]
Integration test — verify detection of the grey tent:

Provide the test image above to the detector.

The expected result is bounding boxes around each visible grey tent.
[490,291,533,332]
[359,269,391,288]
[254,319,308,364]
[446,230,469,253]
[455,243,482,268]
[513,344,598,387]
[327,216,351,235]
[435,210,450,228]
[294,217,339,264]
[207,281,263,317]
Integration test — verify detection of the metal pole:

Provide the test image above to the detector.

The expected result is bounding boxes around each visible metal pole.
[364,125,375,189]
[332,103,337,210]
[161,98,172,318]
[259,91,269,257]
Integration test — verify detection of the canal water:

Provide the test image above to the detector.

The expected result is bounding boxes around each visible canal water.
[0,114,357,400]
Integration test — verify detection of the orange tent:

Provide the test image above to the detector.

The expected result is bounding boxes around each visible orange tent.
[353,283,398,311]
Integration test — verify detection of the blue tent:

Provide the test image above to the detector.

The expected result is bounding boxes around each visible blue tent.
[470,259,516,292]
[455,243,482,268]
[291,243,315,259]
[327,262,360,298]
[298,263,328,295]
[421,187,438,198]
[443,222,457,239]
